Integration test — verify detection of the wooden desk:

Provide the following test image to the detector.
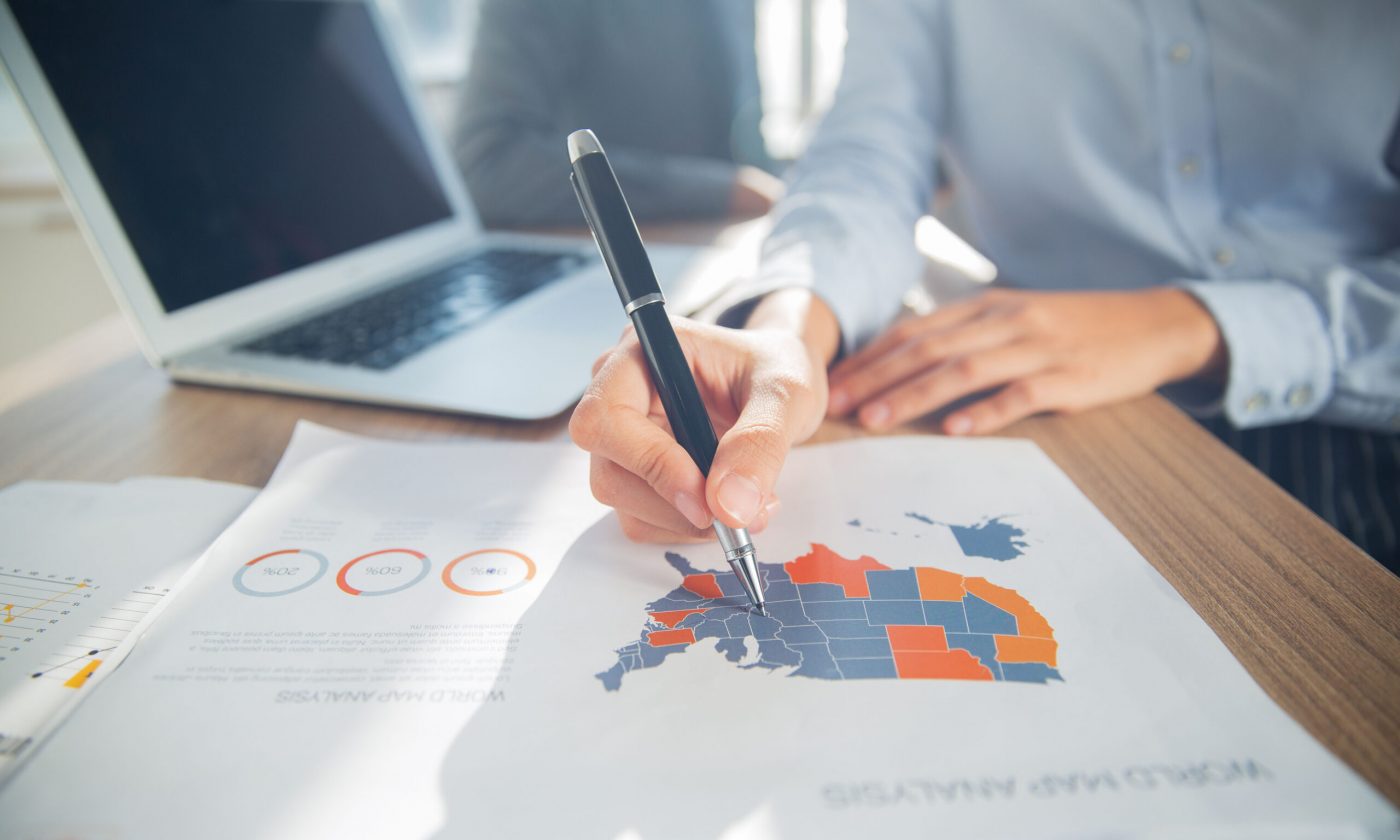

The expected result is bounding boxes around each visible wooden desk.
[1,225,1397,807]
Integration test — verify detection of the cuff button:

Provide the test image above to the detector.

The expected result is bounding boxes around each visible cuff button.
[1286,385,1313,408]
[1244,392,1271,413]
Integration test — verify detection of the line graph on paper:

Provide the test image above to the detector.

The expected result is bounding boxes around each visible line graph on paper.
[26,585,172,689]
[0,579,174,770]
[0,569,99,668]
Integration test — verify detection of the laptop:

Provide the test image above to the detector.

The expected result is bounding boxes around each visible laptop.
[0,0,718,419]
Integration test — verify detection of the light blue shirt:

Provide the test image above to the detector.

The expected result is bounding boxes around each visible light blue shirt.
[755,0,1400,431]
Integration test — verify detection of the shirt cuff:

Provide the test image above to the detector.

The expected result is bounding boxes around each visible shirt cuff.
[1177,279,1335,428]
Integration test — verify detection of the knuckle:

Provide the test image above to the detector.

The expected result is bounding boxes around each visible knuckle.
[725,421,788,473]
[951,355,979,381]
[914,335,946,365]
[633,439,681,491]
[1006,379,1041,409]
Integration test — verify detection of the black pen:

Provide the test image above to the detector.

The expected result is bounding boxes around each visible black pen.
[567,129,766,615]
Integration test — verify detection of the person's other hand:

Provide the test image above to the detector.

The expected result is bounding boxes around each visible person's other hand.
[727,166,784,219]
[827,287,1225,435]
[571,314,828,543]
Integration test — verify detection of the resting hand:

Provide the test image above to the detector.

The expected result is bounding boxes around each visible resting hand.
[570,308,830,543]
[827,287,1225,435]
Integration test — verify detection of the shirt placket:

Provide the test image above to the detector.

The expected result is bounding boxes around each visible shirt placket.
[1142,1,1244,281]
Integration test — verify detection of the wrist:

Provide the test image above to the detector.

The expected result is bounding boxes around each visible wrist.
[1151,288,1227,384]
[743,288,842,369]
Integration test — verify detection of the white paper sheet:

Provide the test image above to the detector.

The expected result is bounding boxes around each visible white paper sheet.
[2,425,1394,839]
[0,477,255,783]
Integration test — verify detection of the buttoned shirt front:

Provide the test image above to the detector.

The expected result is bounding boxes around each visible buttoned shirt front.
[757,0,1400,430]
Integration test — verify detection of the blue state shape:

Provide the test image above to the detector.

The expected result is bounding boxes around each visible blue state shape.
[949,517,1028,562]
[789,643,842,679]
[947,632,1003,679]
[725,613,754,638]
[714,638,748,663]
[693,619,732,640]
[761,579,799,601]
[922,600,969,633]
[700,604,748,623]
[597,662,625,691]
[864,600,926,626]
[1001,662,1063,684]
[829,637,892,658]
[750,612,783,640]
[802,600,868,621]
[963,594,1018,635]
[754,638,802,668]
[837,657,898,679]
[716,573,749,597]
[817,619,889,638]
[776,624,827,644]
[866,569,919,599]
[664,551,704,576]
[763,600,814,627]
[796,582,848,602]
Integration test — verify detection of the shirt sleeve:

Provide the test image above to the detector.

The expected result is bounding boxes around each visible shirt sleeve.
[1178,252,1400,432]
[452,0,739,228]
[727,0,944,352]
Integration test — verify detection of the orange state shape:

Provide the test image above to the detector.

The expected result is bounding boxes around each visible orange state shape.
[649,608,707,628]
[646,628,696,647]
[994,634,1058,667]
[681,574,724,599]
[915,566,967,602]
[888,624,949,652]
[893,649,993,681]
[964,577,1055,639]
[785,544,890,598]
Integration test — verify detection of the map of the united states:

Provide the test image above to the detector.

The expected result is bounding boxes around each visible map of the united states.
[597,544,1061,690]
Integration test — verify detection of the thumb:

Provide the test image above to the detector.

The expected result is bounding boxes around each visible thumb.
[705,388,794,530]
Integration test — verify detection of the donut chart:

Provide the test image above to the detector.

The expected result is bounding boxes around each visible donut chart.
[234,549,329,597]
[336,548,431,596]
[442,549,536,596]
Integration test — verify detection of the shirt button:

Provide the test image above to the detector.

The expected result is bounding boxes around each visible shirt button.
[1178,156,1200,177]
[1213,248,1236,267]
[1244,392,1271,413]
[1286,385,1313,408]
[1169,42,1193,63]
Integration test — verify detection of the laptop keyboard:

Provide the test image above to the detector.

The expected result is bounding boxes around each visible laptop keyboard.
[237,248,589,371]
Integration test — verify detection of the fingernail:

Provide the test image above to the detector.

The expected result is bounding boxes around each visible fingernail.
[717,473,763,525]
[828,389,850,415]
[861,402,891,430]
[764,497,782,517]
[674,492,712,530]
[946,414,972,436]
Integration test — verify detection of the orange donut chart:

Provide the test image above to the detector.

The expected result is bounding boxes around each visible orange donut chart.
[441,549,536,596]
[336,548,430,596]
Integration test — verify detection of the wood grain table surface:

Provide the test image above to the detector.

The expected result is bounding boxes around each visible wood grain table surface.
[1,222,1396,807]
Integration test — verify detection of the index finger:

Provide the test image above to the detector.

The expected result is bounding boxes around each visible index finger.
[569,343,710,526]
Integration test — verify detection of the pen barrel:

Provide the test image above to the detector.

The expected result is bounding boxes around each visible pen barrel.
[570,157,662,306]
[629,303,719,476]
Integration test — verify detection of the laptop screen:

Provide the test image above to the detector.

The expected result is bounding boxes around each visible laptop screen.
[11,0,455,314]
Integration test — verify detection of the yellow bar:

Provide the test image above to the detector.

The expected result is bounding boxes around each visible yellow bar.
[64,659,101,689]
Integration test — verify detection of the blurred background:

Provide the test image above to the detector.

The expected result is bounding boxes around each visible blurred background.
[0,0,846,369]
